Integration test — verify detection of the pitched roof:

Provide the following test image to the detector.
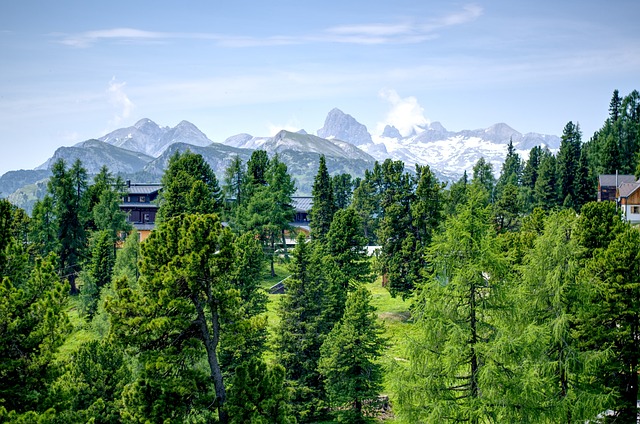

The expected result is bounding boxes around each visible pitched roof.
[292,196,313,212]
[618,182,640,198]
[126,184,162,195]
[599,174,637,187]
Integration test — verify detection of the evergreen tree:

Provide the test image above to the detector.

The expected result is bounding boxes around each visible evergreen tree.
[48,340,131,423]
[556,121,582,208]
[332,173,353,210]
[445,170,469,216]
[225,358,294,424]
[516,210,607,422]
[158,150,222,220]
[534,150,559,210]
[496,138,522,192]
[80,230,116,318]
[48,159,89,294]
[577,227,640,422]
[318,286,386,423]
[275,233,327,421]
[108,214,239,423]
[223,155,246,206]
[309,155,335,241]
[377,159,417,298]
[471,157,496,200]
[350,172,381,244]
[393,186,508,423]
[322,208,371,327]
[29,195,57,258]
[0,254,71,415]
[246,149,270,188]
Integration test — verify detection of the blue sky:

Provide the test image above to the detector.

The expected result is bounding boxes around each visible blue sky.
[1,0,639,176]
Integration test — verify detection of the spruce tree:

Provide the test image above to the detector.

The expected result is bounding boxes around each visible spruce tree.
[310,155,335,241]
[318,286,386,423]
[275,233,327,421]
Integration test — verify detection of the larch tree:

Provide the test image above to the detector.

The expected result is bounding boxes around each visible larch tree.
[392,186,509,423]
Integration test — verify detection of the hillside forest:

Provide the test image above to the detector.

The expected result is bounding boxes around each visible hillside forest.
[2,89,640,423]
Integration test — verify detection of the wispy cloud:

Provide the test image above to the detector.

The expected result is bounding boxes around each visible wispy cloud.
[325,4,482,44]
[107,77,134,126]
[55,4,482,48]
[58,28,170,47]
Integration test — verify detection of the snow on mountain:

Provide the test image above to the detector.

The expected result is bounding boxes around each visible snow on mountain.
[224,130,375,162]
[98,118,213,157]
[315,110,561,181]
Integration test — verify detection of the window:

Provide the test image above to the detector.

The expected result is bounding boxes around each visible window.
[140,196,146,202]
[631,206,640,214]
[144,213,150,222]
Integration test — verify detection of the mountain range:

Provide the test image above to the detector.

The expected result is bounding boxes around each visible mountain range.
[1,111,560,213]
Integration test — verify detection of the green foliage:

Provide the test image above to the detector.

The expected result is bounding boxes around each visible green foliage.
[0,254,71,415]
[318,286,386,423]
[310,155,335,241]
[576,226,640,422]
[331,173,353,210]
[225,358,295,424]
[48,340,130,423]
[392,186,508,423]
[108,213,239,423]
[275,233,328,421]
[534,150,559,210]
[47,159,90,294]
[158,150,222,221]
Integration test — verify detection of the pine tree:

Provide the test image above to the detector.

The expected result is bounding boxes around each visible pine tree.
[225,358,294,424]
[310,155,335,241]
[158,150,222,221]
[472,157,496,200]
[223,155,246,206]
[0,254,71,415]
[318,286,386,423]
[108,214,239,424]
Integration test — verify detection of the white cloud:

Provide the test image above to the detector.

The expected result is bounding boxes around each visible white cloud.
[107,77,134,126]
[55,4,482,48]
[267,120,301,136]
[377,89,429,137]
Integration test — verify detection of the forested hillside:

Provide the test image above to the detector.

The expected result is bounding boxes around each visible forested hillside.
[1,90,640,423]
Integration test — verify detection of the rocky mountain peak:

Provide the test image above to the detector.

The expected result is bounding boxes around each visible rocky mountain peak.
[381,125,402,139]
[317,108,373,146]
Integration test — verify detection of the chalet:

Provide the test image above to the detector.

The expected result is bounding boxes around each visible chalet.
[119,182,162,241]
[598,174,637,202]
[618,181,640,224]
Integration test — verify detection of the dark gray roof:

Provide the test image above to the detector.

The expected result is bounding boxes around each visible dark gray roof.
[599,174,637,187]
[119,203,158,209]
[618,182,640,198]
[292,197,313,212]
[126,184,162,195]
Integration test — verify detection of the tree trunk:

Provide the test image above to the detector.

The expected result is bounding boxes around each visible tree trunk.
[469,280,478,424]
[194,298,228,424]
[270,237,276,277]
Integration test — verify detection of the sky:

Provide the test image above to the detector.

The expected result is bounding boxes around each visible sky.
[1,0,639,176]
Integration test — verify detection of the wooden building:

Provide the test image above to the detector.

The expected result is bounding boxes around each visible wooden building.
[119,182,162,241]
[598,174,637,202]
[618,181,640,224]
